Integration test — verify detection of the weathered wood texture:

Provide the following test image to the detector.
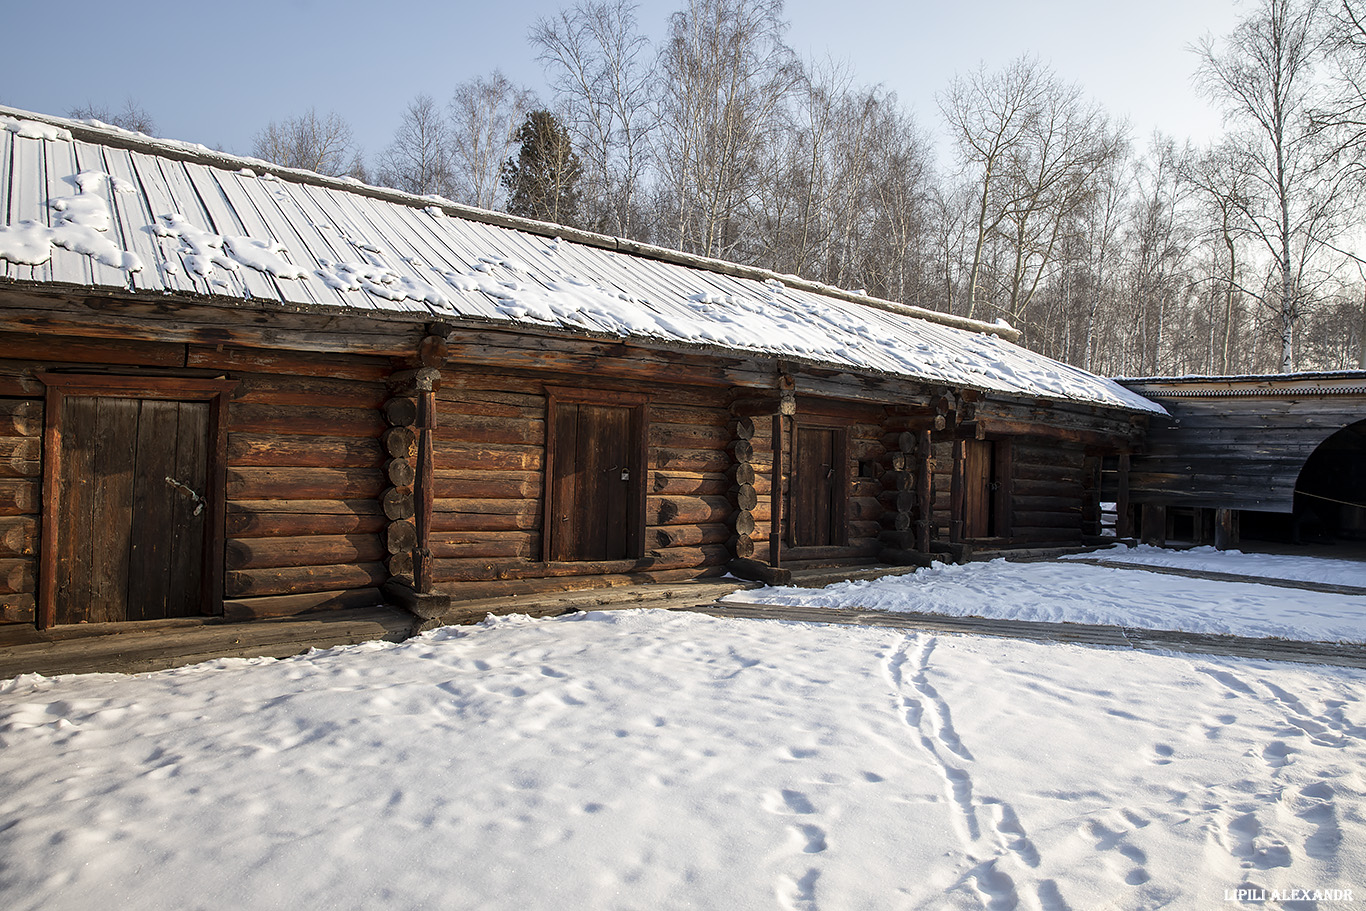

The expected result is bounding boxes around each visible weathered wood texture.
[429,368,739,592]
[932,435,1084,547]
[215,349,389,616]
[1119,377,1366,512]
[0,397,41,624]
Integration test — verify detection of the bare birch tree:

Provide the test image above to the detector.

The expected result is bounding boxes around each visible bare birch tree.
[252,109,358,176]
[1197,0,1351,370]
[655,0,801,258]
[69,98,157,135]
[375,94,455,198]
[530,0,656,237]
[448,72,538,210]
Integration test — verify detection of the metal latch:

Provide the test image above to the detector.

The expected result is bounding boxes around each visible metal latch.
[165,476,206,515]
[621,468,630,481]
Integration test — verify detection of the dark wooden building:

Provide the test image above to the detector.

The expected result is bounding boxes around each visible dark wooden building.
[1117,373,1366,547]
[0,106,1161,634]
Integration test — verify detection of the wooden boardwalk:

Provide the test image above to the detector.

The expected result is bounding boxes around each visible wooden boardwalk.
[674,601,1366,669]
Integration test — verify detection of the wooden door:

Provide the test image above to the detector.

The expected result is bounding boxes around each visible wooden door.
[53,396,211,624]
[962,439,1011,539]
[793,426,845,547]
[549,402,636,562]
[963,439,994,539]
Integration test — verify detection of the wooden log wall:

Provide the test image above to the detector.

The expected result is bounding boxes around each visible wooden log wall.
[428,370,734,592]
[1008,440,1085,545]
[0,396,40,624]
[214,346,391,619]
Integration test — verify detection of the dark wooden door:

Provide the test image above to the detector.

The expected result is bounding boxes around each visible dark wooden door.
[794,426,839,546]
[55,396,210,624]
[550,402,635,561]
[963,439,994,539]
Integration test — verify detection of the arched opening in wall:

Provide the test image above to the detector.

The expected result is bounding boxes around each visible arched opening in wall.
[1292,418,1366,543]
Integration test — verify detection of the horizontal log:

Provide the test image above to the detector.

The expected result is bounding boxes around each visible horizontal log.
[226,467,385,501]
[849,520,883,540]
[186,345,393,382]
[0,399,42,438]
[429,544,730,583]
[728,439,755,462]
[651,422,731,449]
[649,472,730,497]
[225,534,386,570]
[433,471,541,500]
[729,534,755,558]
[652,448,733,473]
[230,403,385,438]
[731,462,756,486]
[848,496,883,520]
[429,534,535,560]
[226,563,388,598]
[881,470,913,491]
[878,489,917,513]
[384,397,419,427]
[436,413,543,445]
[226,498,384,516]
[431,499,541,531]
[229,373,388,410]
[782,541,882,561]
[388,520,418,554]
[649,495,731,526]
[0,479,39,517]
[0,516,38,557]
[0,330,184,367]
[386,458,416,487]
[727,557,792,585]
[0,593,36,624]
[735,510,756,536]
[434,442,541,472]
[648,523,730,549]
[0,558,36,595]
[225,511,387,538]
[226,433,384,469]
[221,587,385,621]
[383,426,416,459]
[436,395,542,420]
[732,416,756,440]
[732,483,758,511]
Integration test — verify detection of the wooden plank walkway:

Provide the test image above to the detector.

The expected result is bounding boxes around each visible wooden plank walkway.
[1065,557,1366,597]
[675,601,1366,669]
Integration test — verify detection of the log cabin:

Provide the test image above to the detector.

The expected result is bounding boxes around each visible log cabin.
[0,106,1162,634]
[1116,373,1366,549]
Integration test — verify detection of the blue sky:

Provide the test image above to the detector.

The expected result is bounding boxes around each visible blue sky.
[0,0,1242,162]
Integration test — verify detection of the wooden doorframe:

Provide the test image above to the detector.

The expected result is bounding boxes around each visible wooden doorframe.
[788,418,850,547]
[542,385,650,563]
[36,374,238,629]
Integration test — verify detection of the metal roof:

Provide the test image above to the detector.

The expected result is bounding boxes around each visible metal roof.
[0,106,1162,415]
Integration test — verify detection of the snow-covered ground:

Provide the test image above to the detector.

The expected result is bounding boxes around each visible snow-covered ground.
[2,561,1365,910]
[726,556,1366,644]
[1066,543,1366,588]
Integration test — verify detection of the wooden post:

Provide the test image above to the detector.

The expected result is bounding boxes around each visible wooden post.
[916,430,932,552]
[1214,507,1240,551]
[1115,453,1132,539]
[949,439,966,544]
[414,388,435,593]
[770,413,784,568]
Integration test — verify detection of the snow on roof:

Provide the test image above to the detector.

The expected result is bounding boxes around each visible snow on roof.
[0,106,1162,415]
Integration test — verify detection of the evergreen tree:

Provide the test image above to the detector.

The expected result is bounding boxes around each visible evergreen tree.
[501,110,584,227]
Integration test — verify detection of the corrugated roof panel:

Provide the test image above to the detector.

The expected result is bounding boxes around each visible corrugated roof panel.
[0,106,1164,415]
[7,131,53,287]
[95,144,167,295]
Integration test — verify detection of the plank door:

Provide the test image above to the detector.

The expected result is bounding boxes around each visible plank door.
[549,402,636,562]
[962,439,994,539]
[962,439,1010,539]
[54,395,211,624]
[793,426,843,547]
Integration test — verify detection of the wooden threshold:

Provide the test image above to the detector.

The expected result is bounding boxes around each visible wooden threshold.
[0,607,418,679]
